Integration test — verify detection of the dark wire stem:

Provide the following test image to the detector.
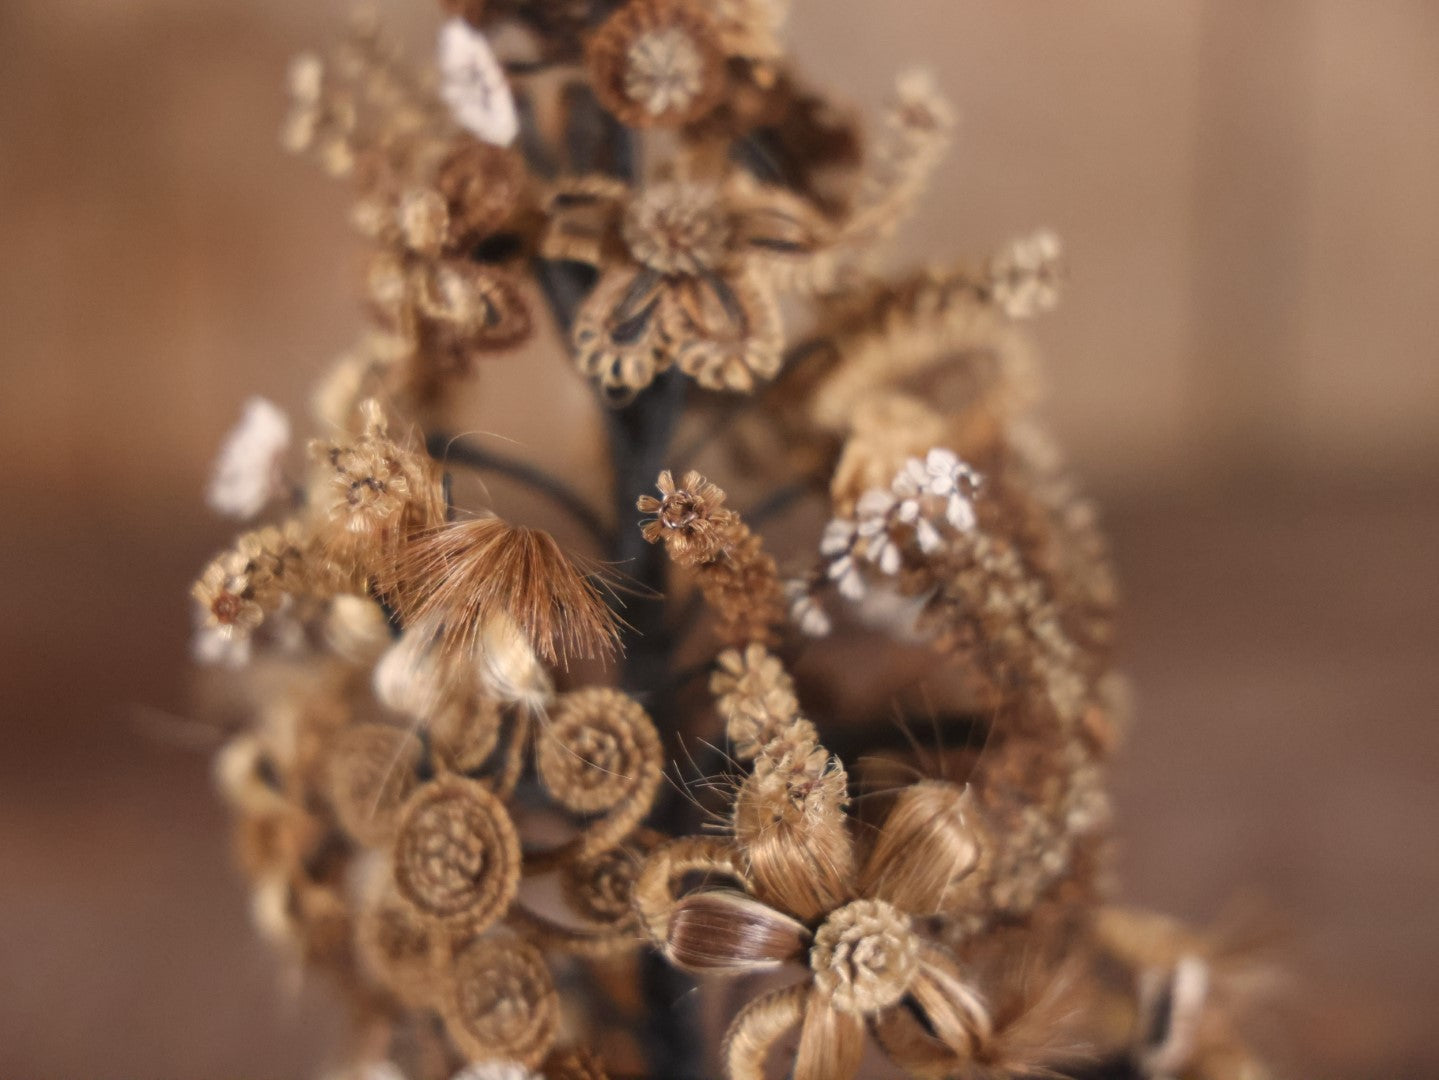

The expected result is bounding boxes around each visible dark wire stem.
[513,91,560,180]
[671,397,751,468]
[535,245,704,1076]
[534,98,703,1076]
[603,367,688,695]
[671,337,837,471]
[668,587,707,641]
[608,374,707,1080]
[424,432,612,547]
[664,658,714,698]
[603,366,705,1080]
[743,475,823,529]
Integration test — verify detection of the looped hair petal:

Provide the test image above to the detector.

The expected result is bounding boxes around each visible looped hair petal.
[572,267,672,394]
[858,780,980,915]
[419,262,533,359]
[355,881,441,1008]
[325,723,424,847]
[537,688,662,815]
[540,176,629,267]
[792,990,865,1080]
[391,776,520,931]
[665,269,784,393]
[723,983,809,1080]
[560,843,649,928]
[441,935,558,1068]
[732,738,854,919]
[432,139,526,248]
[633,835,748,946]
[429,694,504,775]
[666,889,809,974]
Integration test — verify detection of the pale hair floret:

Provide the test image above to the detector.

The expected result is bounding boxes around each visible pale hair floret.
[822,447,979,599]
[437,18,518,146]
[207,396,292,519]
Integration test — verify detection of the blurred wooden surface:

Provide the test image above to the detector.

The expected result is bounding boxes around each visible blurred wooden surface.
[2,1,1438,492]
[1,0,1437,1077]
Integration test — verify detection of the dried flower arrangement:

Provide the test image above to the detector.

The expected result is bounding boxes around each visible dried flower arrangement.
[192,4,1276,1079]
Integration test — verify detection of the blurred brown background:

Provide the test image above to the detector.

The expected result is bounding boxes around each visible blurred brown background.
[1,1,1436,1078]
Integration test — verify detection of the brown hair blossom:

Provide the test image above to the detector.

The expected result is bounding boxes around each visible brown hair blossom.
[364,250,534,391]
[414,259,534,356]
[431,139,527,249]
[310,398,447,584]
[638,470,786,644]
[544,176,829,395]
[635,757,1015,1080]
[637,468,736,562]
[192,519,312,639]
[394,515,621,668]
[587,0,727,129]
[316,400,434,532]
[731,734,854,919]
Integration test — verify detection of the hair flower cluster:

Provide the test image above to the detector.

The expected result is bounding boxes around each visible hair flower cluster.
[190,5,1271,1078]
